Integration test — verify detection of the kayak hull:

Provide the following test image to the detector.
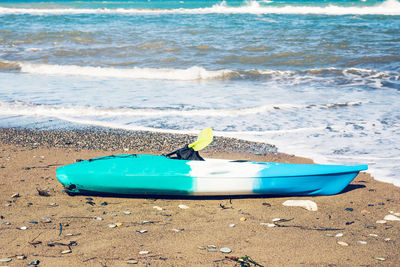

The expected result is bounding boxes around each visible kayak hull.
[56,154,367,196]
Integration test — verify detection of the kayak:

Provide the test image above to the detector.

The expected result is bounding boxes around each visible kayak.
[56,154,367,196]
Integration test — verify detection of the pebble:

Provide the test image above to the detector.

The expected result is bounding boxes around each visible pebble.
[345,207,353,212]
[207,245,217,249]
[229,223,235,227]
[198,246,206,250]
[137,230,147,234]
[2,222,11,225]
[365,225,377,229]
[139,251,149,255]
[384,214,400,221]
[115,222,122,227]
[375,257,386,261]
[0,258,12,263]
[28,260,40,266]
[172,228,184,232]
[19,226,28,230]
[376,220,387,224]
[108,224,117,228]
[123,211,131,215]
[361,209,370,214]
[207,248,218,252]
[61,249,72,254]
[126,259,138,264]
[153,206,163,211]
[11,193,20,198]
[384,238,391,242]
[220,247,232,253]
[41,217,52,223]
[49,202,58,206]
[369,234,378,237]
[178,204,189,209]
[240,217,246,222]
[335,233,343,237]
[93,216,103,221]
[326,234,334,237]
[357,240,367,245]
[16,255,26,260]
[337,241,349,246]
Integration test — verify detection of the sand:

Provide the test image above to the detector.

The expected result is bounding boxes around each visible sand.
[0,128,399,266]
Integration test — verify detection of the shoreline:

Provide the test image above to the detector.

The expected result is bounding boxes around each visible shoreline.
[1,127,399,266]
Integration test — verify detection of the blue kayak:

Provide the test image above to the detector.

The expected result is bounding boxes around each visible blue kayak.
[56,154,367,196]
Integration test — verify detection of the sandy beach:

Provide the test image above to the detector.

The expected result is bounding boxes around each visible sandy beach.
[1,128,399,266]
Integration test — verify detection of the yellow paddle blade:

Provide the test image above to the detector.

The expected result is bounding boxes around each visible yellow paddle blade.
[188,127,213,151]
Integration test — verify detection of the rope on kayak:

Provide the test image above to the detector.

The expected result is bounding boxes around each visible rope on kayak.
[88,154,137,162]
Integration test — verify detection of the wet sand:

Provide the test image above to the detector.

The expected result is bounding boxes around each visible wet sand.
[0,128,399,266]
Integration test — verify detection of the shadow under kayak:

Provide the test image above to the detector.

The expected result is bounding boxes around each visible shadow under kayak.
[56,154,368,196]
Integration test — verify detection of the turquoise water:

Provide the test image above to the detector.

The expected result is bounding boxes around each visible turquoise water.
[0,0,399,185]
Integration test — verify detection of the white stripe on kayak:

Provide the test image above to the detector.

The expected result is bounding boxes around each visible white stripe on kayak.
[188,159,264,193]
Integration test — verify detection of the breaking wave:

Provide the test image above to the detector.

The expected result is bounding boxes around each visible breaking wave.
[0,61,397,88]
[0,0,399,15]
[0,100,365,120]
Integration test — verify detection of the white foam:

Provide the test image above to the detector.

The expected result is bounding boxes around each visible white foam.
[18,62,233,81]
[11,61,396,85]
[0,0,399,15]
[0,100,366,120]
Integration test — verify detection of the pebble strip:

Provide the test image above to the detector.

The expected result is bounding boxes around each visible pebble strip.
[0,127,277,155]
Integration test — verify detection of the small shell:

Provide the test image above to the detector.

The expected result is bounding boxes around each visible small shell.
[260,223,275,227]
[153,206,163,211]
[178,204,189,209]
[384,214,400,221]
[357,240,367,245]
[220,247,232,253]
[139,251,149,255]
[61,249,72,254]
[376,220,387,224]
[337,241,349,246]
[335,233,344,237]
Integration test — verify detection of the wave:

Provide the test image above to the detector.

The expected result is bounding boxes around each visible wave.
[1,61,397,88]
[0,100,365,121]
[0,0,399,15]
[4,61,233,81]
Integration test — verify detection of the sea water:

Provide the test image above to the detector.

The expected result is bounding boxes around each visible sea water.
[0,0,399,186]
